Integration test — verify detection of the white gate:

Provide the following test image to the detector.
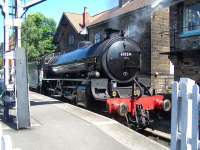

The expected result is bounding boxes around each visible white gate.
[171,78,200,150]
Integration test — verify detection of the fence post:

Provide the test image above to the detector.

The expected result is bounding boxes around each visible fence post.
[180,78,194,150]
[171,78,196,150]
[0,120,12,150]
[192,85,199,150]
[1,135,12,150]
[171,81,179,150]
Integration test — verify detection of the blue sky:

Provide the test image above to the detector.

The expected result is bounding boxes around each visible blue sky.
[0,0,118,43]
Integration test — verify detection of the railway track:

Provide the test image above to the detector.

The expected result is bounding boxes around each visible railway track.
[88,102,171,148]
[141,128,171,148]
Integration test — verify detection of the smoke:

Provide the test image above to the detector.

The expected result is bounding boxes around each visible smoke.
[106,0,173,42]
[126,9,150,42]
[107,7,151,42]
[108,17,120,29]
[126,0,173,42]
[151,0,172,10]
[152,0,184,10]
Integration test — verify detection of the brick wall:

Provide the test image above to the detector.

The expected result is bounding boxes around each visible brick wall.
[170,2,200,84]
[171,53,200,83]
[55,18,85,52]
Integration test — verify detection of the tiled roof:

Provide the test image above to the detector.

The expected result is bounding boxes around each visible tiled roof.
[55,0,154,37]
[89,0,154,27]
[64,12,84,33]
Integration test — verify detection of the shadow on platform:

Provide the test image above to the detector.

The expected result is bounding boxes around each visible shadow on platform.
[0,114,17,129]
[30,100,63,106]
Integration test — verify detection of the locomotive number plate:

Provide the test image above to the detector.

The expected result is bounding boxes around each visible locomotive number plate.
[120,52,132,57]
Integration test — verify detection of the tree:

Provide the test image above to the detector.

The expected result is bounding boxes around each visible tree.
[0,56,2,68]
[22,13,56,61]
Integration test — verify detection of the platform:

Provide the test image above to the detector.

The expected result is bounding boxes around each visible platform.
[0,92,168,150]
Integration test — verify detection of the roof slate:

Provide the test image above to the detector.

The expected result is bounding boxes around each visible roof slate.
[64,13,83,33]
[89,0,154,26]
[56,0,154,36]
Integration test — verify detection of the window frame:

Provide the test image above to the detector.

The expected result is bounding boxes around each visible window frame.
[127,23,135,37]
[181,2,200,37]
[94,32,101,43]
[68,34,75,45]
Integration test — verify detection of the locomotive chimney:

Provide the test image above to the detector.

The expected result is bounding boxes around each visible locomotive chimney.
[83,7,90,27]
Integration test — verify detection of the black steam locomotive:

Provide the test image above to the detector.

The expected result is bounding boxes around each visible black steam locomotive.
[28,29,141,107]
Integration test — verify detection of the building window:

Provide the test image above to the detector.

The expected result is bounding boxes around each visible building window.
[95,32,101,43]
[127,23,135,37]
[183,3,200,33]
[68,34,75,45]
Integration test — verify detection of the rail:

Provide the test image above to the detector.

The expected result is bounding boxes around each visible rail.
[171,78,200,150]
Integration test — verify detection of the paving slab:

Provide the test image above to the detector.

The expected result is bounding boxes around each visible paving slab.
[0,91,169,150]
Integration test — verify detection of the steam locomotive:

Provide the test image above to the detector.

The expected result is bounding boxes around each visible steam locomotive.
[28,29,170,129]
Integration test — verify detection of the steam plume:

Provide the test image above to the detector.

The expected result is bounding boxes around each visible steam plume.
[151,0,172,9]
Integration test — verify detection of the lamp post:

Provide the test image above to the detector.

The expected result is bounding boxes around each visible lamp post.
[0,0,46,129]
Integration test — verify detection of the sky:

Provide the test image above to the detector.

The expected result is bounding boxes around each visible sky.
[0,0,118,43]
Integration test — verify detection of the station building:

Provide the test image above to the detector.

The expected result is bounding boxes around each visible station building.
[54,0,174,93]
[166,0,200,84]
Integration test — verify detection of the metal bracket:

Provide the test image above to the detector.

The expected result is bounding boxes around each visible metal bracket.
[0,1,2,9]
[0,1,5,16]
[23,0,46,9]
[5,19,21,27]
[21,0,46,17]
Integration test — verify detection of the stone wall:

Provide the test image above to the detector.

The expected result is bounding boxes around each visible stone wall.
[151,8,172,93]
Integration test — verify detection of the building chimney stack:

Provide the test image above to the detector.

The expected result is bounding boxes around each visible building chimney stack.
[83,7,90,27]
[119,0,132,7]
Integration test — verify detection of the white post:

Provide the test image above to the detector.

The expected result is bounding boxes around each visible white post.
[171,81,179,150]
[180,78,195,150]
[1,135,12,150]
[0,0,46,128]
[192,85,199,150]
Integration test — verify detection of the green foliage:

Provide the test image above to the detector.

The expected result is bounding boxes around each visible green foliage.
[22,13,56,61]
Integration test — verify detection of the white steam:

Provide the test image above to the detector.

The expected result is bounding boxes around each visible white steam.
[125,9,150,42]
[107,0,173,42]
[151,0,172,9]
